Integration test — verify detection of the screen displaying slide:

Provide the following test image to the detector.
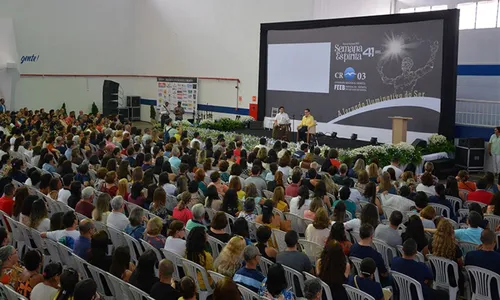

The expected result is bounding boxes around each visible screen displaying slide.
[264,19,445,134]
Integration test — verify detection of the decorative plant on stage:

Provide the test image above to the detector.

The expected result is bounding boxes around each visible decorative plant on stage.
[199,118,246,131]
[424,134,454,154]
[150,105,157,124]
[91,102,99,115]
[61,103,66,114]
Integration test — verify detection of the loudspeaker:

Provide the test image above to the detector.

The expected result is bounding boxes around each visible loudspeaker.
[103,80,120,116]
[458,138,484,149]
[412,138,427,148]
[456,146,484,171]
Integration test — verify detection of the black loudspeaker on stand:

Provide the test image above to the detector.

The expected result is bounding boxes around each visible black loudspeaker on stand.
[456,138,485,172]
[102,80,120,116]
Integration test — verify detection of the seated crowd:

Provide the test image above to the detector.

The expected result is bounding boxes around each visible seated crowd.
[0,108,498,300]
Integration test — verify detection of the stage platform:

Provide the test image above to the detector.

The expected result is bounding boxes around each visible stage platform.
[233,128,374,149]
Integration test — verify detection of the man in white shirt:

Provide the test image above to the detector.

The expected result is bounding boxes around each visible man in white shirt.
[190,131,204,149]
[382,158,403,179]
[41,211,80,242]
[107,196,130,230]
[57,174,73,205]
[273,106,290,140]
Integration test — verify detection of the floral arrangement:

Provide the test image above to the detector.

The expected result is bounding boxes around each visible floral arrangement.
[198,118,247,131]
[179,124,422,166]
[423,134,454,154]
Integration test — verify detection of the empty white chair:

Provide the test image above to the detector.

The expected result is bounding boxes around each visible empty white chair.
[181,258,214,300]
[123,233,144,263]
[391,270,425,300]
[465,265,500,300]
[343,284,376,300]
[372,238,397,268]
[107,225,127,248]
[237,283,260,300]
[459,241,478,256]
[304,272,333,300]
[429,203,451,219]
[87,264,117,299]
[298,239,323,265]
[272,228,288,252]
[285,213,308,235]
[57,242,76,269]
[445,196,462,214]
[484,215,500,232]
[207,235,226,260]
[258,256,274,277]
[44,239,63,265]
[208,270,226,284]
[5,216,26,254]
[72,254,90,279]
[427,255,459,300]
[282,264,305,296]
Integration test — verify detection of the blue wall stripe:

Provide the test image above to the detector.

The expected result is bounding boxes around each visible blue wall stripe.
[455,125,493,140]
[457,64,500,76]
[140,99,249,115]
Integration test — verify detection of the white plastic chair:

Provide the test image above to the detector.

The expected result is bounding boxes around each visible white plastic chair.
[72,254,91,279]
[123,233,144,263]
[445,196,462,214]
[208,270,226,284]
[139,239,164,263]
[445,218,459,229]
[459,241,478,256]
[284,213,308,236]
[350,230,361,244]
[350,256,380,283]
[161,249,183,282]
[44,238,63,265]
[465,201,487,209]
[396,245,425,263]
[5,216,26,254]
[427,255,459,300]
[107,225,127,248]
[57,242,76,269]
[298,239,323,265]
[282,264,305,296]
[126,280,156,300]
[181,258,214,300]
[343,284,376,300]
[263,190,274,199]
[429,203,451,218]
[206,208,216,222]
[237,283,260,300]
[304,272,333,300]
[391,270,425,300]
[224,213,235,235]
[87,264,117,299]
[272,228,288,252]
[0,283,28,300]
[372,238,397,268]
[258,256,274,276]
[382,206,397,221]
[273,208,285,221]
[207,235,226,260]
[465,265,500,300]
[457,209,469,223]
[484,215,500,232]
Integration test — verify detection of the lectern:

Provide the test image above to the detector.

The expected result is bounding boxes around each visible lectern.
[389,116,412,144]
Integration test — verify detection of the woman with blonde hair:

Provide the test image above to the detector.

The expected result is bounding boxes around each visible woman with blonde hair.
[213,236,246,277]
[304,197,323,220]
[367,163,379,183]
[378,171,397,194]
[355,170,369,193]
[272,186,289,212]
[92,193,111,223]
[228,177,245,200]
[305,207,330,245]
[116,178,129,200]
[144,217,166,249]
[322,173,338,195]
[420,205,436,229]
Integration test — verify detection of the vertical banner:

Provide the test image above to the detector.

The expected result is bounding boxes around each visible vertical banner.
[157,77,198,114]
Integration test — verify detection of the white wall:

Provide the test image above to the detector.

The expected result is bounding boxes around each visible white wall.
[314,0,393,19]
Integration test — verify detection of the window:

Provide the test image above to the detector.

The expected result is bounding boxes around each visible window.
[415,6,431,12]
[475,1,499,28]
[431,5,448,11]
[457,2,477,29]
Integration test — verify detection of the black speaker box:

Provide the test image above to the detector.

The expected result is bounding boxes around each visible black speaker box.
[456,147,484,169]
[429,158,457,179]
[458,138,484,149]
[103,80,119,102]
[412,138,427,148]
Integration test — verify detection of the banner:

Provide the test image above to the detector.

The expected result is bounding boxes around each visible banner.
[157,77,198,114]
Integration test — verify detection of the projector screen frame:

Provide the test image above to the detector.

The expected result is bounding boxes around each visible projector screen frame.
[257,10,459,140]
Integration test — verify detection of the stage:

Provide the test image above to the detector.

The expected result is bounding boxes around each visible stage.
[233,128,374,149]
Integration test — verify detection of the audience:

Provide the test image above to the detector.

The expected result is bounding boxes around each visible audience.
[129,250,159,293]
[214,236,245,277]
[277,230,313,275]
[54,268,79,300]
[255,226,278,262]
[316,240,350,300]
[467,178,493,205]
[374,210,403,247]
[455,211,484,244]
[150,259,179,300]
[233,245,266,293]
[164,220,186,256]
[305,208,330,245]
[185,227,213,290]
[144,217,167,249]
[74,279,98,300]
[124,207,147,240]
[107,196,130,231]
[73,219,95,260]
[347,258,385,300]
[30,263,62,300]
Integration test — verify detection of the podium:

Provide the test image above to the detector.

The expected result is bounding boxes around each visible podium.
[389,116,412,144]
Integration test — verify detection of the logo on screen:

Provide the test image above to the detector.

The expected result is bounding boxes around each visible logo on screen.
[344,67,356,81]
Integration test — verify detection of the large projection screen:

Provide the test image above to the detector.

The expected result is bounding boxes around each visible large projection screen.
[258,10,459,143]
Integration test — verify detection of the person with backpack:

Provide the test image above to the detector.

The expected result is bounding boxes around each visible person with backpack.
[163,118,177,142]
